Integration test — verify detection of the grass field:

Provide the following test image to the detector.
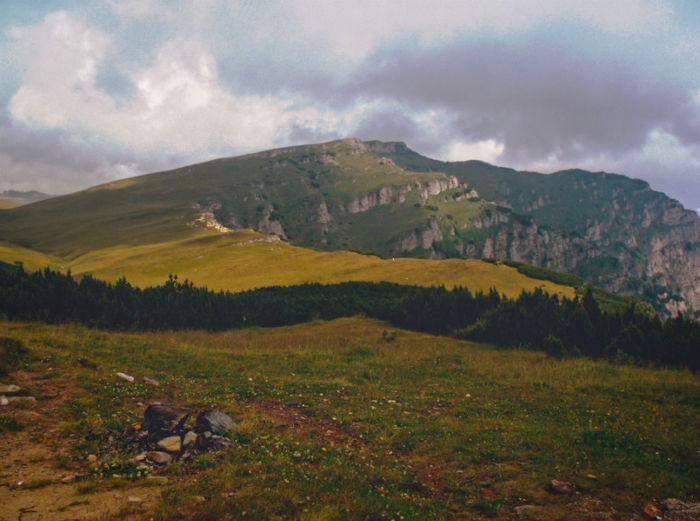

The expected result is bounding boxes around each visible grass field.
[0,318,697,520]
[1,229,575,300]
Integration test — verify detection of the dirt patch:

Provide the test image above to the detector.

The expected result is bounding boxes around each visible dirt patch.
[0,370,164,521]
[247,399,366,450]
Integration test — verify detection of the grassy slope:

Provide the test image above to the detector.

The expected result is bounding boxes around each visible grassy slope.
[65,229,575,299]
[0,140,456,259]
[1,317,697,520]
[0,240,61,271]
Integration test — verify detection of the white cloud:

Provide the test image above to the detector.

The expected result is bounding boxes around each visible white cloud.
[108,0,169,19]
[445,139,505,163]
[276,0,671,63]
[6,12,356,158]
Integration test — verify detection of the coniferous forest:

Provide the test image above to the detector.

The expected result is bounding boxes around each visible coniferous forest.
[0,262,697,371]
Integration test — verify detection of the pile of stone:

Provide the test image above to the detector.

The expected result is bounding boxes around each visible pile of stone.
[117,403,236,468]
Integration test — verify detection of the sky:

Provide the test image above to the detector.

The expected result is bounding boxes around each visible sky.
[0,1,699,212]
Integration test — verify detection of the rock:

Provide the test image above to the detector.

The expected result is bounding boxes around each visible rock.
[127,496,143,503]
[196,410,236,435]
[661,498,700,516]
[209,435,232,450]
[194,496,207,503]
[550,479,574,495]
[156,436,181,453]
[7,396,36,405]
[146,451,172,465]
[142,377,160,386]
[143,404,190,435]
[134,452,147,462]
[182,430,197,449]
[87,454,97,463]
[61,475,76,484]
[0,384,21,394]
[116,372,134,382]
[664,499,689,512]
[146,475,169,485]
[644,503,662,519]
[0,396,7,406]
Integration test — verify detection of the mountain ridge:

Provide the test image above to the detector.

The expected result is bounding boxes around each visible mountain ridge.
[0,138,697,317]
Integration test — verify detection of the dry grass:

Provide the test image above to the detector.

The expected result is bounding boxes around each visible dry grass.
[63,230,574,299]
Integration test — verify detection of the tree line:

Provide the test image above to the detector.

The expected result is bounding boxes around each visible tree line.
[0,263,697,371]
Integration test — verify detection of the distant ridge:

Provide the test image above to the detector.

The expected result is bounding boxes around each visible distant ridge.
[0,190,53,206]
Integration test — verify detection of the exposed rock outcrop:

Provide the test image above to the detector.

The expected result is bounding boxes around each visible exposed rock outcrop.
[346,177,460,215]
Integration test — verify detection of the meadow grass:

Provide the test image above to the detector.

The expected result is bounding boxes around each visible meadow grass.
[1,317,697,520]
[61,230,575,300]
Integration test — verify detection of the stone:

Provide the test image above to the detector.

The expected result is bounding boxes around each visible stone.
[142,377,160,386]
[127,496,143,503]
[146,451,172,465]
[182,430,197,449]
[143,404,190,435]
[196,409,236,435]
[87,454,97,463]
[7,396,36,405]
[0,384,21,394]
[661,498,700,515]
[194,496,207,503]
[146,475,169,485]
[0,396,7,406]
[134,452,147,462]
[156,436,181,453]
[116,372,134,382]
[61,475,76,484]
[209,435,232,450]
[663,499,688,511]
[550,479,574,495]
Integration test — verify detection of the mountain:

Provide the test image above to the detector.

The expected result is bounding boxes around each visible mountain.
[0,190,52,208]
[0,138,696,316]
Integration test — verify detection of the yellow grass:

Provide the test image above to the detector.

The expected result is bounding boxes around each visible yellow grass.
[0,241,61,271]
[0,200,20,210]
[65,229,575,298]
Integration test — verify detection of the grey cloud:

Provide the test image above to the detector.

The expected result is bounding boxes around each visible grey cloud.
[0,114,181,194]
[350,108,444,157]
[345,37,698,165]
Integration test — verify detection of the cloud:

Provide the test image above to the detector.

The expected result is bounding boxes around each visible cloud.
[275,0,671,63]
[446,140,505,163]
[7,12,348,159]
[108,0,169,19]
[348,37,697,164]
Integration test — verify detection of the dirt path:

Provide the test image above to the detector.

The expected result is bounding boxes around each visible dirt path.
[0,370,161,521]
